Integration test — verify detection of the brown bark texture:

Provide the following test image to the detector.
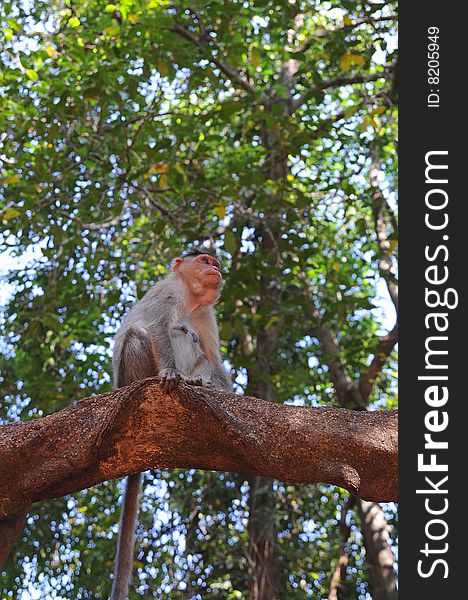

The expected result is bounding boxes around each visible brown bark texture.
[247,475,281,600]
[0,512,27,570]
[0,377,397,526]
[357,499,398,600]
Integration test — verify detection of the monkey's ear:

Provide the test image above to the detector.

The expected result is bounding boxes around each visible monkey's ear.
[171,257,184,271]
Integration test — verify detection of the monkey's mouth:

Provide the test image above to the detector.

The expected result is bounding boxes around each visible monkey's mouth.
[205,269,222,284]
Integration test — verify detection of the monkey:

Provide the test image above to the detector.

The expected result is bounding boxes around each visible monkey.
[110,250,231,600]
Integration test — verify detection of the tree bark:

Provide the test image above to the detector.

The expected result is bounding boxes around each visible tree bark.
[357,499,398,600]
[0,378,397,542]
[0,512,27,569]
[244,71,291,596]
[247,475,281,600]
[311,319,399,598]
[246,332,283,599]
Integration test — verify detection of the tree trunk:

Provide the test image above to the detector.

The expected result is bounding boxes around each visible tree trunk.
[246,368,282,599]
[247,475,281,600]
[313,320,399,599]
[243,87,291,599]
[357,499,398,600]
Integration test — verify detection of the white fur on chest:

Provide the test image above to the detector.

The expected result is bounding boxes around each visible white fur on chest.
[170,313,215,383]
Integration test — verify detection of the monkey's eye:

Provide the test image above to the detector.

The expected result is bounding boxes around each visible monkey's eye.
[202,257,209,263]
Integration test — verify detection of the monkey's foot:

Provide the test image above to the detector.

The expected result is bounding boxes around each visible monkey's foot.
[183,376,204,387]
[159,368,181,393]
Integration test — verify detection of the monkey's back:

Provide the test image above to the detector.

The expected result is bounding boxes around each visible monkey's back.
[112,276,180,386]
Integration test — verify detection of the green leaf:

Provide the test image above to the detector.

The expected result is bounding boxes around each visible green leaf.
[223,230,237,255]
[157,60,171,76]
[25,69,39,81]
[251,47,261,68]
[2,208,21,220]
[0,3,398,596]
[3,175,20,185]
[3,28,13,42]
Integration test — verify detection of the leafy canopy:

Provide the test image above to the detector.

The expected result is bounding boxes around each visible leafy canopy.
[0,1,397,598]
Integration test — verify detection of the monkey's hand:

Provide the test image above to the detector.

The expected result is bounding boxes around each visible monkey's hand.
[159,368,181,393]
[172,324,200,345]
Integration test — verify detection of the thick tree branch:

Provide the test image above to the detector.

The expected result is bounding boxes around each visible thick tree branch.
[0,378,397,527]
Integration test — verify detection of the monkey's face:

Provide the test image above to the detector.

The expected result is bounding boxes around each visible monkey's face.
[192,254,222,288]
[174,254,222,290]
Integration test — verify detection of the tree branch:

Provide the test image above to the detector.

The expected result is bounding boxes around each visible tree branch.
[310,323,368,410]
[356,498,398,600]
[0,512,27,570]
[170,22,255,95]
[292,72,387,112]
[360,324,398,401]
[328,496,355,600]
[0,379,397,530]
[369,148,399,312]
[55,200,130,231]
[306,303,367,409]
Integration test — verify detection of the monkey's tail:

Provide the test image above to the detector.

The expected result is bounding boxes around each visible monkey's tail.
[110,472,143,600]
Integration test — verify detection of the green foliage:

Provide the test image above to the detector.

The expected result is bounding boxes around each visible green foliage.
[0,0,397,598]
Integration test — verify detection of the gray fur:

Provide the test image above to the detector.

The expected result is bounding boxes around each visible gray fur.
[112,272,230,390]
[110,472,142,600]
[110,270,231,600]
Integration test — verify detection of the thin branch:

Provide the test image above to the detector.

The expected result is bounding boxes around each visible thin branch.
[294,90,389,140]
[136,187,182,229]
[292,72,388,112]
[360,325,398,401]
[310,323,368,410]
[170,22,255,95]
[55,200,130,231]
[369,148,398,312]
[304,301,367,409]
[290,15,397,55]
[328,496,355,600]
